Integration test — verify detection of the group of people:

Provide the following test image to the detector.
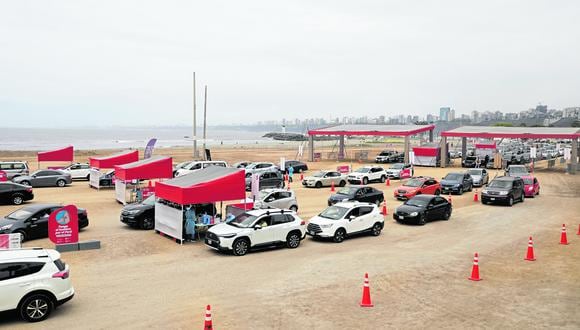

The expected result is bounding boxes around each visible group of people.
[475,154,491,168]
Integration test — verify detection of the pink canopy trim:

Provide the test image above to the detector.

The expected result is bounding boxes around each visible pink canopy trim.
[114,156,173,181]
[413,146,439,157]
[89,150,139,169]
[475,143,497,149]
[37,146,74,162]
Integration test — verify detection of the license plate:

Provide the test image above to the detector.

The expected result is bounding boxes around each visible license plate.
[490,198,495,201]
[399,216,404,220]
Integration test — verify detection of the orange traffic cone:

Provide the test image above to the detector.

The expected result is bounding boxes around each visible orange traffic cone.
[300,173,304,181]
[473,189,479,202]
[330,181,335,192]
[524,236,536,261]
[204,305,213,330]
[360,273,374,307]
[560,224,569,245]
[576,224,580,236]
[448,193,452,205]
[468,252,481,281]
[386,177,391,186]
[381,201,388,216]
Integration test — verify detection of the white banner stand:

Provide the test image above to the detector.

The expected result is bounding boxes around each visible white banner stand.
[115,181,127,205]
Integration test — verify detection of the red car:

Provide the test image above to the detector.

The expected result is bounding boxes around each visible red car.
[521,175,540,197]
[394,176,441,200]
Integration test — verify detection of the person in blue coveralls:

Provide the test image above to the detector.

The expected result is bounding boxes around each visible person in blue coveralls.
[288,166,294,183]
[184,205,196,241]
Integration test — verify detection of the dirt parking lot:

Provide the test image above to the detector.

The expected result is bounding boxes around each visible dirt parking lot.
[1,151,579,329]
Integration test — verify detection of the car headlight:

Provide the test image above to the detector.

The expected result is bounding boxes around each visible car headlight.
[342,198,350,202]
[126,210,141,215]
[320,224,333,228]
[409,212,418,217]
[0,224,13,231]
[499,191,508,195]
[218,233,237,238]
[482,189,489,194]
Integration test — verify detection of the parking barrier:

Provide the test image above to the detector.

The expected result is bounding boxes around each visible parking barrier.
[560,224,569,245]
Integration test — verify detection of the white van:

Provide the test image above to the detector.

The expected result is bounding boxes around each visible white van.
[174,161,228,177]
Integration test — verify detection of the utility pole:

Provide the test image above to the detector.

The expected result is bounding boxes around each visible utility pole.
[203,85,208,160]
[193,72,198,158]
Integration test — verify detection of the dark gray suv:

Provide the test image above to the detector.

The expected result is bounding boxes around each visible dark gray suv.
[13,170,72,188]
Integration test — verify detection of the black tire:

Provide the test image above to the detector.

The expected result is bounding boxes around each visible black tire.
[458,187,463,195]
[333,228,346,243]
[56,179,66,187]
[21,180,30,186]
[468,184,473,192]
[380,175,386,183]
[508,196,514,207]
[339,180,346,187]
[232,238,250,256]
[140,217,154,230]
[12,194,24,205]
[418,213,426,225]
[315,181,322,188]
[371,223,382,236]
[520,194,525,203]
[434,189,441,195]
[289,205,298,212]
[363,177,368,185]
[19,293,54,322]
[86,174,90,181]
[286,232,301,249]
[277,182,284,189]
[14,230,26,243]
[443,208,451,220]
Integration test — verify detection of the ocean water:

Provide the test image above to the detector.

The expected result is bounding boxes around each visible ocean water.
[0,127,272,151]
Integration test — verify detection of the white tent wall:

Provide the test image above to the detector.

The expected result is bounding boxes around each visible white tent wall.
[475,148,495,158]
[115,181,127,205]
[89,169,101,188]
[413,156,437,167]
[155,202,183,241]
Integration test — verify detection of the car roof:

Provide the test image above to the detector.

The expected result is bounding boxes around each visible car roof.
[409,194,437,201]
[333,201,375,208]
[18,204,62,212]
[246,208,293,216]
[494,176,518,181]
[0,248,59,262]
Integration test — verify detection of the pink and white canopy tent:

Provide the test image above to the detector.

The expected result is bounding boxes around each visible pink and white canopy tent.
[412,145,440,167]
[88,150,139,189]
[113,156,173,204]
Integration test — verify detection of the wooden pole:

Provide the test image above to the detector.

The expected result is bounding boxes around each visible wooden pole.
[203,85,208,160]
[193,72,198,158]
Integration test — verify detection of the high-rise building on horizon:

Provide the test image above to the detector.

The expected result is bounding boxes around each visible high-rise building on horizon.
[440,107,451,121]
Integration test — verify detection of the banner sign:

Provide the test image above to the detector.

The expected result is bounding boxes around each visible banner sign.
[564,148,571,160]
[144,138,157,159]
[48,205,79,245]
[251,173,260,199]
[530,147,537,159]
[336,165,351,174]
[400,167,413,179]
[0,234,22,249]
[280,157,286,171]
[0,170,7,182]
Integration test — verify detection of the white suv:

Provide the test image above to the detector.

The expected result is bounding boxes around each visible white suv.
[307,202,384,243]
[347,166,387,185]
[0,248,74,322]
[61,163,92,180]
[175,161,228,177]
[205,209,306,256]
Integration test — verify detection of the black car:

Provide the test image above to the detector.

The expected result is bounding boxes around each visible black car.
[0,204,89,242]
[120,194,156,229]
[284,160,308,173]
[393,195,452,225]
[0,182,34,205]
[245,171,285,191]
[328,186,384,206]
[98,170,116,187]
[462,156,477,168]
[481,176,525,206]
[440,172,473,195]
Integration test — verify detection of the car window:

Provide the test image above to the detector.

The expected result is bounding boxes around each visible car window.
[279,192,291,199]
[0,164,11,170]
[433,197,446,206]
[358,206,373,216]
[533,178,538,184]
[256,216,272,227]
[271,214,291,225]
[0,262,45,281]
[35,171,49,177]
[49,171,61,176]
[189,163,202,170]
[345,207,360,218]
[0,184,11,192]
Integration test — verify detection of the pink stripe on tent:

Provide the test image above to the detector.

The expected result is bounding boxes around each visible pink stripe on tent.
[413,146,439,157]
[37,146,74,162]
[89,150,139,169]
[475,143,496,149]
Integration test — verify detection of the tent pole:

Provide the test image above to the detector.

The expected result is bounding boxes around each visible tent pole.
[193,72,198,159]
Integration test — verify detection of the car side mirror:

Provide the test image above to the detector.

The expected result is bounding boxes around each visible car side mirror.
[349,215,356,221]
[254,224,262,230]
[30,217,38,222]
[265,198,274,202]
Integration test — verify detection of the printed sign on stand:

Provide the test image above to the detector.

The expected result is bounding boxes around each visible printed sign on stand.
[251,173,260,199]
[48,205,79,245]
[530,147,537,159]
[280,157,286,172]
[336,165,351,174]
[0,234,22,249]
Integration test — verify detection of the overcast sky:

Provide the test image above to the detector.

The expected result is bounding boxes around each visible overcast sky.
[1,1,579,127]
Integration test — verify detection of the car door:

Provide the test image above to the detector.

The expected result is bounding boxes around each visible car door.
[343,207,361,233]
[275,191,293,209]
[353,188,365,203]
[271,214,294,241]
[331,172,342,185]
[355,206,374,231]
[462,174,471,189]
[429,197,448,220]
[0,184,11,202]
[250,215,275,245]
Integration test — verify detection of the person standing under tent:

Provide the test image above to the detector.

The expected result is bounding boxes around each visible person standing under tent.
[288,166,294,183]
[475,156,481,168]
[185,205,196,241]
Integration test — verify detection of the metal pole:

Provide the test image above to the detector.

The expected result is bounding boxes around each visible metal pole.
[203,85,208,160]
[193,72,198,158]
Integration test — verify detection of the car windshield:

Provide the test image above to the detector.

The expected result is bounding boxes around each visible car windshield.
[404,179,423,187]
[466,157,476,161]
[467,170,481,176]
[509,167,528,173]
[337,187,357,195]
[142,195,156,205]
[105,170,115,176]
[405,199,428,207]
[488,180,512,189]
[318,206,349,220]
[258,191,270,200]
[176,161,191,169]
[379,152,390,156]
[245,163,257,169]
[228,213,258,228]
[390,164,404,169]
[5,209,33,221]
[522,178,534,185]
[355,168,370,173]
[444,174,463,181]
[312,172,325,178]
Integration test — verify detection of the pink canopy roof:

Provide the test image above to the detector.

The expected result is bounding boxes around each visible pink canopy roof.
[413,146,440,157]
[114,156,173,181]
[89,150,139,169]
[37,146,74,162]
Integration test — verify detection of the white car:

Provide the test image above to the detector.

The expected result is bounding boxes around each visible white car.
[307,202,384,243]
[175,161,228,177]
[205,209,306,256]
[61,163,92,180]
[254,189,299,212]
[244,162,279,178]
[0,248,74,322]
[347,166,387,185]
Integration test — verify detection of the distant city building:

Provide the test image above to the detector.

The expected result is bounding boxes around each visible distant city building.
[471,111,480,123]
[449,109,456,121]
[439,107,451,121]
[563,107,580,119]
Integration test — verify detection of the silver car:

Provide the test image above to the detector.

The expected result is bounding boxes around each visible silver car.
[13,170,72,188]
[244,162,279,178]
[254,189,298,212]
[302,170,347,188]
[466,168,489,187]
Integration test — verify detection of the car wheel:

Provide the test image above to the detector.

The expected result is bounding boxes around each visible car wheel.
[14,230,26,243]
[363,177,368,185]
[339,180,346,187]
[434,189,441,195]
[56,179,66,187]
[140,217,154,230]
[86,174,90,181]
[537,189,540,196]
[21,180,31,186]
[315,181,322,188]
[333,228,346,243]
[380,175,386,183]
[289,205,298,212]
[19,293,54,322]
[443,209,451,220]
[458,187,463,195]
[468,184,473,192]
[520,194,525,203]
[286,232,301,249]
[418,213,426,225]
[232,238,250,256]
[508,197,514,207]
[371,223,382,236]
[277,182,284,188]
[12,195,24,205]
